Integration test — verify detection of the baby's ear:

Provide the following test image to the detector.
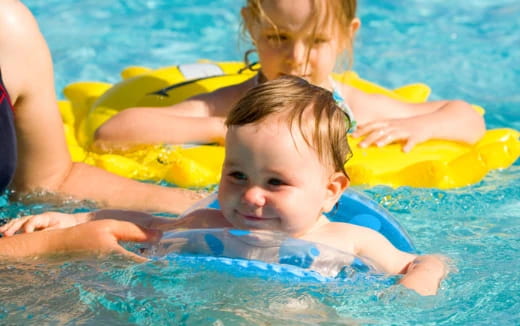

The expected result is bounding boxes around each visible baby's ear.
[322,172,349,213]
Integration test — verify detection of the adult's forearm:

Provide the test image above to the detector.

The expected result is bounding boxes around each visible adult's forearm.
[57,163,203,214]
[0,229,55,258]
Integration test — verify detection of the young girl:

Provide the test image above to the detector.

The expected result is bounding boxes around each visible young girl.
[94,0,484,152]
[3,77,447,295]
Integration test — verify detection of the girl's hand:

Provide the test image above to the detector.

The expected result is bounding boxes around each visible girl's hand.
[0,212,91,236]
[352,119,432,152]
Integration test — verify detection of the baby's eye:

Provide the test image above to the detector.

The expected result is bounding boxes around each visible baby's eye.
[228,171,247,181]
[267,178,285,186]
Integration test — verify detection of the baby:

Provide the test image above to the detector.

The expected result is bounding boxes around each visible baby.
[1,76,447,295]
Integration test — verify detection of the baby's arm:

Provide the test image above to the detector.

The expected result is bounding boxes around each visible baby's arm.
[347,87,486,151]
[0,212,91,236]
[398,255,448,296]
[94,81,251,148]
[353,226,447,295]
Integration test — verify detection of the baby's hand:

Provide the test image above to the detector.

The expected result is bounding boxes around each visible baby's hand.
[352,119,431,152]
[399,254,449,296]
[0,212,91,236]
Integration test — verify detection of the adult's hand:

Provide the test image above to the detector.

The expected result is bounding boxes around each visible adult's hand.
[0,219,162,261]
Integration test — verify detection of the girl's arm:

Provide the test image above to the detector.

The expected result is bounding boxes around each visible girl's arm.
[93,78,255,148]
[93,98,227,147]
[0,219,161,261]
[1,1,202,214]
[346,87,486,152]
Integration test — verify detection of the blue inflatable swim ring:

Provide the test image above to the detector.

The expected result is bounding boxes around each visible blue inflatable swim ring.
[204,188,416,253]
[149,189,415,281]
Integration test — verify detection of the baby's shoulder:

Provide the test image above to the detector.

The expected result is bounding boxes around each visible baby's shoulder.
[308,222,385,254]
[326,221,380,237]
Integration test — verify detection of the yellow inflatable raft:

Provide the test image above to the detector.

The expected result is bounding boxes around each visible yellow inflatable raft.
[59,61,520,189]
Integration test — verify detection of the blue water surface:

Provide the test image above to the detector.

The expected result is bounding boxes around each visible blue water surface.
[1,0,519,324]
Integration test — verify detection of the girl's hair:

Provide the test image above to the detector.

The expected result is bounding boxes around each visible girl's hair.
[242,0,358,70]
[225,76,353,177]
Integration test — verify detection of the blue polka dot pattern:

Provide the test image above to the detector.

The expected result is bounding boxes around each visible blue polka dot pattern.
[204,234,224,255]
[228,229,251,236]
[279,240,320,268]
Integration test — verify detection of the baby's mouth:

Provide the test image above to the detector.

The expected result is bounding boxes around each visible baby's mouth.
[242,214,265,222]
[237,210,274,223]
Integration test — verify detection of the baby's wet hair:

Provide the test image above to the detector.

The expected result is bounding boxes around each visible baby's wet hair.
[226,75,353,177]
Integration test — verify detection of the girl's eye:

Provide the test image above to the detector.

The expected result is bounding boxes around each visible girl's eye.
[229,171,247,181]
[266,34,288,42]
[313,38,328,45]
[268,178,285,186]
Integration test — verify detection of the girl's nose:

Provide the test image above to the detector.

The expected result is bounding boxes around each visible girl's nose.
[241,186,266,207]
[286,41,307,66]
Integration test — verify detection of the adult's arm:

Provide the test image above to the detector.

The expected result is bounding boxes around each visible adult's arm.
[0,0,201,214]
[0,219,161,261]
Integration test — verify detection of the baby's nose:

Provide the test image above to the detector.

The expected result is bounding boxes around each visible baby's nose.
[241,186,266,207]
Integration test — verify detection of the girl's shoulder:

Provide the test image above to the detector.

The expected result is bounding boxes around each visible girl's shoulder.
[192,76,257,116]
[332,79,364,101]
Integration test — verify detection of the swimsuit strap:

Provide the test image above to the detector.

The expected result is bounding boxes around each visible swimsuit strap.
[0,67,18,194]
[329,77,357,133]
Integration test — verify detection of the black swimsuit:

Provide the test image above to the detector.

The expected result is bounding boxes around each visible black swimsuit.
[0,69,17,194]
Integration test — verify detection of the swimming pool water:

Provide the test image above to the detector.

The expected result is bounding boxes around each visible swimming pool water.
[1,0,519,324]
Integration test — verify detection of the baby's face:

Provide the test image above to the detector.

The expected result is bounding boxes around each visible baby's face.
[218,116,333,237]
[246,0,346,89]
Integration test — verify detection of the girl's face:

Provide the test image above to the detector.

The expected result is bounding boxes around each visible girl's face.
[218,115,347,237]
[244,0,352,88]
